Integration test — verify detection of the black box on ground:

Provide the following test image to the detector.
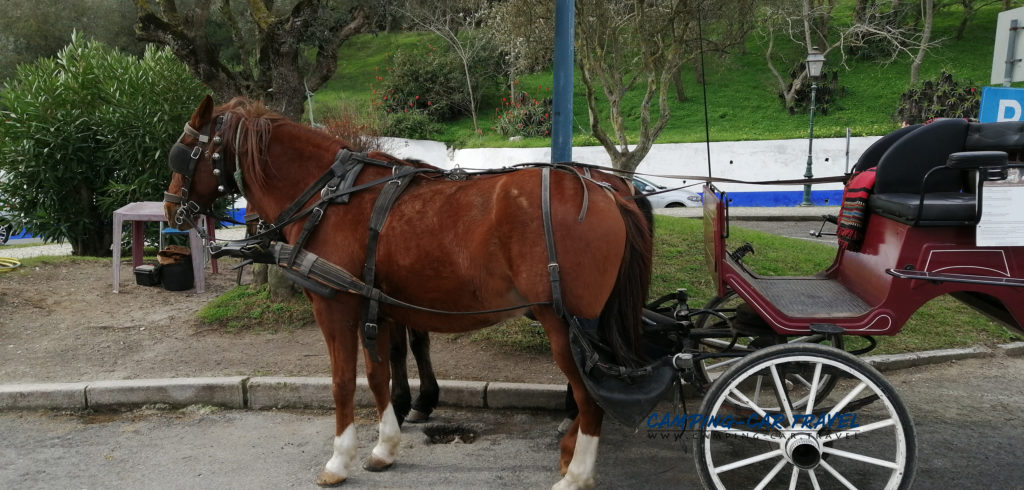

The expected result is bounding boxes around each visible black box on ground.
[160,260,194,291]
[134,264,161,287]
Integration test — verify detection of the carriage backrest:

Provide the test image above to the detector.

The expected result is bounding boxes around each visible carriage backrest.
[851,124,921,174]
[873,118,969,195]
[965,120,1024,151]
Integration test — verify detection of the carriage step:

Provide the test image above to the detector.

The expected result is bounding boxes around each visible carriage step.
[742,276,871,318]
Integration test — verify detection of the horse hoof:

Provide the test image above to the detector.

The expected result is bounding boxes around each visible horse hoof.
[315,470,346,487]
[405,409,430,424]
[363,455,394,472]
[552,474,595,490]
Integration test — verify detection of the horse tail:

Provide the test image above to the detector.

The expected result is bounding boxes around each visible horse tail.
[598,196,654,368]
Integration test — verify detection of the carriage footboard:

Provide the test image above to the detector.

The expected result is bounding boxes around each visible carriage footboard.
[727,258,872,319]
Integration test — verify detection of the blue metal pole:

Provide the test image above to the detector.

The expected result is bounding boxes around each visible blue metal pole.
[551,0,574,164]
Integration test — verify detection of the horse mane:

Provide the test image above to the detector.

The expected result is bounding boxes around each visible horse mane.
[217,97,290,191]
[220,98,439,190]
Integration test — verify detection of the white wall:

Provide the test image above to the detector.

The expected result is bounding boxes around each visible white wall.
[383,135,882,197]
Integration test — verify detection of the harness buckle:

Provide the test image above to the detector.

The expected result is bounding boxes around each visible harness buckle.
[321,184,337,200]
[310,206,324,225]
[190,146,202,160]
[364,322,379,340]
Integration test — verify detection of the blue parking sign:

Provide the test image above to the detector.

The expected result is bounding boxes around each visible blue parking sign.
[980,86,1024,122]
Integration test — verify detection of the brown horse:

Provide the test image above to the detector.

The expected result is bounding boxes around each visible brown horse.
[163,96,652,488]
[388,165,653,425]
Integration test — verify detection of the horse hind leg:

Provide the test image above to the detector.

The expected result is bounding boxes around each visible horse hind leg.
[389,324,413,426]
[533,308,603,490]
[406,328,439,423]
[363,320,401,472]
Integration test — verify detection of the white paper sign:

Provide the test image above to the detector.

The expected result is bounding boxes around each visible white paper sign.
[977,168,1024,246]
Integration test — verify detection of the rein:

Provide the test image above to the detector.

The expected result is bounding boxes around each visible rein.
[512,161,849,201]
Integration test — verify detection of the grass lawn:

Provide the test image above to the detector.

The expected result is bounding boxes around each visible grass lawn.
[320,5,1013,148]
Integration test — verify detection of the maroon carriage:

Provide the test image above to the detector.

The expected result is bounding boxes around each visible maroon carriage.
[679,118,1024,488]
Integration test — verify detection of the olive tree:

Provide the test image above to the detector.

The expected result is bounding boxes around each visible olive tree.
[0,0,143,81]
[0,35,208,256]
[575,0,750,172]
[136,0,370,120]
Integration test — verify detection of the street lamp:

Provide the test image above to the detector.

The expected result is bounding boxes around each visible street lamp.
[801,48,826,206]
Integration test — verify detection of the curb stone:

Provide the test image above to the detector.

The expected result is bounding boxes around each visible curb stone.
[0,347,1006,411]
[0,382,88,410]
[997,341,1024,357]
[86,377,248,409]
[864,346,991,372]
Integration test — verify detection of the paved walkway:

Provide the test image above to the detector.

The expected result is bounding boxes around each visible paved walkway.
[1,227,248,260]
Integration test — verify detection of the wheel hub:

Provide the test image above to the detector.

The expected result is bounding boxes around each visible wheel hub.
[784,433,822,470]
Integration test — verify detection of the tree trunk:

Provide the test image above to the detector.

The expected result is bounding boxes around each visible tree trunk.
[910,0,934,86]
[672,69,687,102]
[267,266,300,302]
[252,263,268,287]
[135,2,369,123]
[955,0,973,41]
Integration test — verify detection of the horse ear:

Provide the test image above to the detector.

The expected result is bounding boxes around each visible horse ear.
[191,95,215,128]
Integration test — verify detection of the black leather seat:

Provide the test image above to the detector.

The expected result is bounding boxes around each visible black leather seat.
[868,119,977,226]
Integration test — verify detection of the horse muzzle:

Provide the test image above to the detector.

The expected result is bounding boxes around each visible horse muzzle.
[163,193,199,230]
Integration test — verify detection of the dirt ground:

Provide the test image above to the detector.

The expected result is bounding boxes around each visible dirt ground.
[0,259,563,385]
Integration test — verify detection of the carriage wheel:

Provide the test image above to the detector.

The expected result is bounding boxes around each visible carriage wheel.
[693,292,840,411]
[0,222,12,245]
[693,343,916,490]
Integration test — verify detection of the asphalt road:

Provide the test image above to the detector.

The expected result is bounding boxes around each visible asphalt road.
[2,355,1022,489]
[731,219,840,247]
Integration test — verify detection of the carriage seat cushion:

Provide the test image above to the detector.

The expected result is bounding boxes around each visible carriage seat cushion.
[868,192,976,226]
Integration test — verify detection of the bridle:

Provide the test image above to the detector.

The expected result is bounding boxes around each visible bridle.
[164,113,238,230]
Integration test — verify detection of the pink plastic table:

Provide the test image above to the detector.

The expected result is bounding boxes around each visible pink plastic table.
[112,201,217,293]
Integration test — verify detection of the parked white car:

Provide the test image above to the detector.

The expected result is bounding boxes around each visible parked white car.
[631,176,702,208]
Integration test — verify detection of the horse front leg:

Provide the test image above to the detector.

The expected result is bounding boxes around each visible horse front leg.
[314,301,361,487]
[407,327,439,423]
[534,309,604,490]
[363,318,401,472]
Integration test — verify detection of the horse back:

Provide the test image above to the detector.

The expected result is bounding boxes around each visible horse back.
[302,167,630,331]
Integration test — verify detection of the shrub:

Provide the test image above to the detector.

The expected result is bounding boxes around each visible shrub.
[0,34,209,256]
[492,89,552,138]
[379,110,442,140]
[317,101,392,153]
[894,70,979,125]
[372,36,504,128]
[375,45,465,121]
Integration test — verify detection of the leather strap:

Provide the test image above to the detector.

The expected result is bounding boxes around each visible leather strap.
[541,167,566,318]
[361,169,419,362]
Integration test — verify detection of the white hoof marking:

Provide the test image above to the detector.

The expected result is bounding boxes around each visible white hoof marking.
[551,432,598,489]
[324,424,357,478]
[371,403,401,464]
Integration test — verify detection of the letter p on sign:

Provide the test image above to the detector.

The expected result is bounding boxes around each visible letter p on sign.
[999,99,1022,121]
[980,87,1024,122]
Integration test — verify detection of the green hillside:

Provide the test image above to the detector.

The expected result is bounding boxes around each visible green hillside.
[319,5,1009,148]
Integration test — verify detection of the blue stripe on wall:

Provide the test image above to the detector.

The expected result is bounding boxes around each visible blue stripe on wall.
[713,190,843,207]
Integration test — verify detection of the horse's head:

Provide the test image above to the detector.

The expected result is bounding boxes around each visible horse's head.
[164,95,241,229]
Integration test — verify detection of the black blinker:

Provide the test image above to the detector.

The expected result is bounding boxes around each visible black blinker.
[168,142,196,175]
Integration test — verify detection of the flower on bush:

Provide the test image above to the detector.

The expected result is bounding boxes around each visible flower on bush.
[492,89,553,138]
